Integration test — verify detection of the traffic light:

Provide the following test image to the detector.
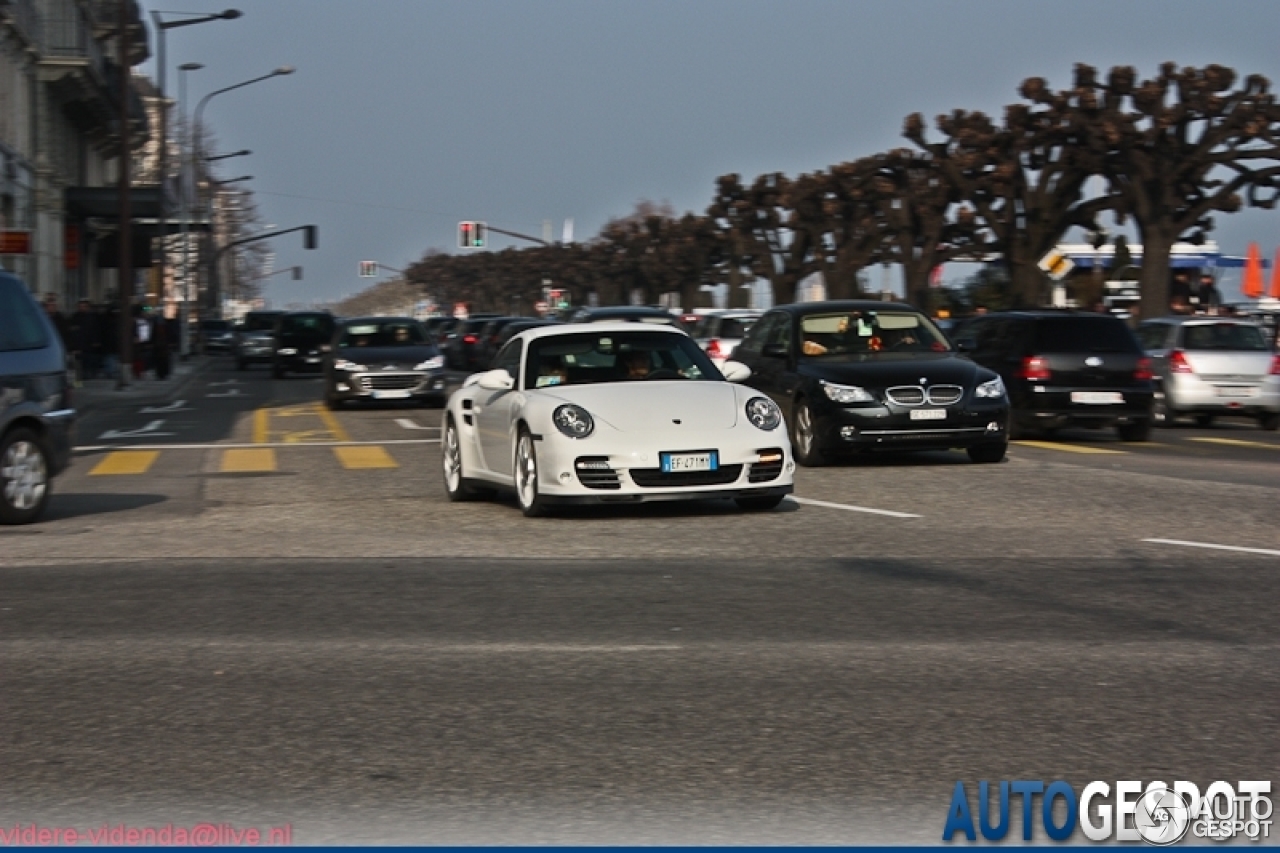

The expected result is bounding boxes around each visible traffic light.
[303,225,317,250]
[292,266,303,281]
[359,260,378,277]
[458,221,488,249]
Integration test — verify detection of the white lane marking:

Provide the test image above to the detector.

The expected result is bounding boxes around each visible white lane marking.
[395,418,438,431]
[206,388,243,397]
[139,400,190,413]
[75,439,441,452]
[1142,538,1280,557]
[788,496,922,519]
[97,420,176,440]
[206,379,240,387]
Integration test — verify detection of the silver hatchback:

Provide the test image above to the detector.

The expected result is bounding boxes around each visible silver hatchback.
[1137,316,1280,430]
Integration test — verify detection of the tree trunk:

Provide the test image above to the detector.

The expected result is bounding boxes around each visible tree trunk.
[1137,224,1175,325]
[903,261,932,310]
[728,266,750,309]
[1008,258,1044,308]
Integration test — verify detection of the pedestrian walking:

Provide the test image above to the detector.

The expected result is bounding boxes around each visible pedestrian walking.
[42,294,70,350]
[132,305,152,379]
[66,299,100,383]
[152,312,173,380]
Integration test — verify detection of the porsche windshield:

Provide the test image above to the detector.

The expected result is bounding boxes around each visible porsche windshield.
[799,311,950,357]
[525,331,722,388]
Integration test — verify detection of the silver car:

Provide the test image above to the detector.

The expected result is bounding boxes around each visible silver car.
[1137,316,1280,430]
[694,310,762,367]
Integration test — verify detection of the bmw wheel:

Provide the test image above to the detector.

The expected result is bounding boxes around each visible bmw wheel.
[790,399,827,467]
[442,415,491,502]
[514,429,548,517]
[0,428,51,525]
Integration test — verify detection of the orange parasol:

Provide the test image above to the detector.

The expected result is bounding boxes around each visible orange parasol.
[1241,242,1264,299]
[1272,248,1280,299]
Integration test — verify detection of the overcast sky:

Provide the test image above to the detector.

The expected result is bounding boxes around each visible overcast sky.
[142,0,1280,307]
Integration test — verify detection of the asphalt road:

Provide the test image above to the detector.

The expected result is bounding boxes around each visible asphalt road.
[2,357,1277,844]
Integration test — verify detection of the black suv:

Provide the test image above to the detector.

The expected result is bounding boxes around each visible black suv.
[272,311,336,377]
[953,311,1154,441]
[0,273,75,523]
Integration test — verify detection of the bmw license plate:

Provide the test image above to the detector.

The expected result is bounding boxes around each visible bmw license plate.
[1215,386,1257,397]
[909,409,946,420]
[1071,391,1124,405]
[661,451,718,473]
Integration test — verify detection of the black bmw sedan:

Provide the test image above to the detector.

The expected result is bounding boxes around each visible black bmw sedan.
[730,301,1010,464]
[324,317,448,409]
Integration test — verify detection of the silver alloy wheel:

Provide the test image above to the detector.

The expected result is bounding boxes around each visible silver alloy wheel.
[3,439,47,511]
[443,421,462,492]
[515,433,537,510]
[796,404,815,456]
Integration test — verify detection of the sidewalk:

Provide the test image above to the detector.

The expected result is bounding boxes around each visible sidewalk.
[74,356,214,416]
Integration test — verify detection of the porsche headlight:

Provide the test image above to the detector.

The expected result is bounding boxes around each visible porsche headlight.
[277,347,297,356]
[975,376,1006,399]
[553,404,595,439]
[334,359,366,372]
[414,356,445,371]
[745,396,782,431]
[821,380,875,403]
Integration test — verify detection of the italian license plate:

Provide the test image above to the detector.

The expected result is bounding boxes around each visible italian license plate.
[661,451,718,473]
[372,389,412,400]
[1071,391,1124,405]
[1215,386,1257,397]
[909,409,946,421]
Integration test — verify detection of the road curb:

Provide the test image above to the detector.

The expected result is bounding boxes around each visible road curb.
[75,357,216,418]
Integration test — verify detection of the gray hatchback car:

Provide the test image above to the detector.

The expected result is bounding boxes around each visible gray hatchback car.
[0,273,76,523]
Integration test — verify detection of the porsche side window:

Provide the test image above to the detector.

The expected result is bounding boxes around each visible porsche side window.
[493,341,522,381]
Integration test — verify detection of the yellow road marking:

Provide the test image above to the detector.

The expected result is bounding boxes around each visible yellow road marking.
[89,451,159,475]
[252,403,351,444]
[333,446,398,469]
[1011,441,1126,455]
[314,404,352,443]
[1190,437,1280,450]
[220,448,277,472]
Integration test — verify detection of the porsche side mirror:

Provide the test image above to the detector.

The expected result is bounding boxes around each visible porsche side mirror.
[720,360,752,383]
[476,368,514,391]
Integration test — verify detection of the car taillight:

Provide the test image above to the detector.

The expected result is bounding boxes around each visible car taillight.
[1019,355,1051,380]
[463,334,478,345]
[706,339,722,358]
[1134,357,1153,381]
[1169,350,1193,374]
[1271,354,1280,375]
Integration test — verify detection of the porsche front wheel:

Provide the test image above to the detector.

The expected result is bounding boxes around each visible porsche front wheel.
[514,429,549,517]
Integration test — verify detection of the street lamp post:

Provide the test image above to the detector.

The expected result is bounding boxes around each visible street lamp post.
[176,61,202,357]
[149,8,241,358]
[192,66,295,316]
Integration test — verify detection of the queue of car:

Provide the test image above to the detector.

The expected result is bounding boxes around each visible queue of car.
[5,284,1278,525]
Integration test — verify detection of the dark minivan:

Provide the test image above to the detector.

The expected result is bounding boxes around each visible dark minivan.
[272,311,336,377]
[953,310,1154,441]
[0,273,75,523]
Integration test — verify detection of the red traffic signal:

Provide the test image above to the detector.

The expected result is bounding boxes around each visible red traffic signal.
[458,221,488,249]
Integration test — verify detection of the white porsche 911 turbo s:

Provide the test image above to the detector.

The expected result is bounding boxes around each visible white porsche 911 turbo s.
[441,323,795,516]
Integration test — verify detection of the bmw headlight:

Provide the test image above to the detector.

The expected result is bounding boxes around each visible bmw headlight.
[553,404,595,439]
[745,396,782,431]
[334,359,366,372]
[975,376,1006,399]
[414,356,445,371]
[821,380,875,403]
[277,347,297,356]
